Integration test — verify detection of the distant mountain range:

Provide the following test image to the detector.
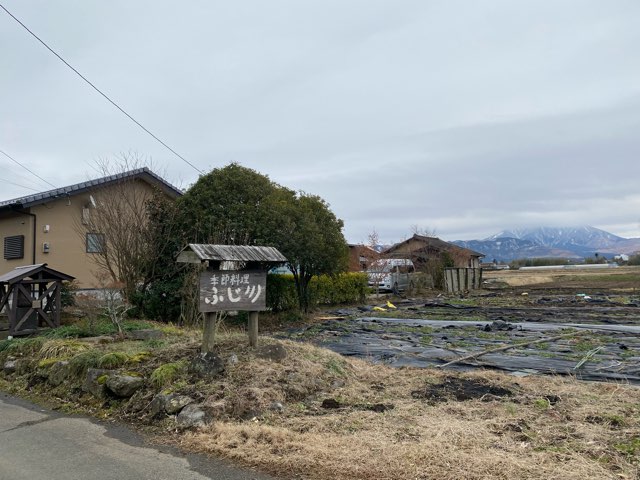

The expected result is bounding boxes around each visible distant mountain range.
[453,226,640,262]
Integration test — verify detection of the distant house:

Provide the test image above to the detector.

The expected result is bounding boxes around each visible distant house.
[384,234,485,270]
[0,168,182,289]
[347,244,380,271]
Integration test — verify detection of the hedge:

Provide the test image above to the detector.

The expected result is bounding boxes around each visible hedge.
[267,273,368,311]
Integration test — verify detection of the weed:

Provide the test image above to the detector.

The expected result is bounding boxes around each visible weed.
[573,340,599,352]
[150,361,187,388]
[39,340,89,360]
[326,358,346,376]
[159,324,185,336]
[143,339,167,349]
[1,337,46,358]
[129,351,152,363]
[534,398,551,410]
[614,438,640,457]
[37,357,65,369]
[98,352,130,369]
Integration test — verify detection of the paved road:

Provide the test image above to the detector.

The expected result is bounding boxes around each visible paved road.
[0,392,276,480]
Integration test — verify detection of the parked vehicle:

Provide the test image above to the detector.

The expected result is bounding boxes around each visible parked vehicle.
[367,258,415,293]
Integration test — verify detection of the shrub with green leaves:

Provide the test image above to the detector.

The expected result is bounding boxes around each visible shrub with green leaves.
[267,273,368,312]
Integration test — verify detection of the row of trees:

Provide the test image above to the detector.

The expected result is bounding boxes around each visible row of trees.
[85,161,349,322]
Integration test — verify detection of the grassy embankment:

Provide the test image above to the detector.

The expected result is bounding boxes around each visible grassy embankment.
[0,314,639,480]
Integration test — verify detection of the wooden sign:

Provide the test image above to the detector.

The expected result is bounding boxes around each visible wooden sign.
[199,270,267,312]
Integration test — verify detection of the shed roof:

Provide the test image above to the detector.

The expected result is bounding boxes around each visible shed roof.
[177,244,287,263]
[0,264,75,284]
[0,167,182,211]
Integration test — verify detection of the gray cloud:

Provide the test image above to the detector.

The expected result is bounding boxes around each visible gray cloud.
[1,0,639,243]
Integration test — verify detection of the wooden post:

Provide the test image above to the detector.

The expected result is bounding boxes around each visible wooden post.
[248,311,259,347]
[202,312,217,353]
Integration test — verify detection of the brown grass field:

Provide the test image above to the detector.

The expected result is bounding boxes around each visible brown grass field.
[173,337,640,480]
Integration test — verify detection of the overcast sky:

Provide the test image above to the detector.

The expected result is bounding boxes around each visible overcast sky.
[2,1,639,244]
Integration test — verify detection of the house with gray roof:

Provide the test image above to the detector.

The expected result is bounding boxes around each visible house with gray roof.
[0,168,182,288]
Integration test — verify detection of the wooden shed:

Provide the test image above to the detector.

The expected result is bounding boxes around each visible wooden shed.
[0,263,74,336]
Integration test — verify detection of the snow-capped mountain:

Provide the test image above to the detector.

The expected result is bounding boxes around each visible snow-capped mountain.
[454,226,640,262]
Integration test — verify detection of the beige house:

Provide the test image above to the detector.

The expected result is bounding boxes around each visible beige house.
[0,168,182,289]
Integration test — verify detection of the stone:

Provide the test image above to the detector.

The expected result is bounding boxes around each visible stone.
[3,360,17,375]
[321,398,341,409]
[164,394,193,414]
[48,361,70,387]
[190,352,225,377]
[177,404,207,428]
[256,343,287,362]
[227,354,239,366]
[269,402,284,413]
[78,336,115,345]
[149,394,168,416]
[150,393,193,415]
[83,368,111,399]
[127,329,164,341]
[106,374,144,398]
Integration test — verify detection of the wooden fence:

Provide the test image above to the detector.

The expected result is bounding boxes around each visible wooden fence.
[444,268,482,293]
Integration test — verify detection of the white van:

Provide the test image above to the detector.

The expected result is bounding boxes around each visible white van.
[367,258,415,293]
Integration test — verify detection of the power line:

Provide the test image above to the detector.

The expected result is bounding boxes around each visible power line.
[0,149,58,189]
[0,176,42,192]
[0,3,204,175]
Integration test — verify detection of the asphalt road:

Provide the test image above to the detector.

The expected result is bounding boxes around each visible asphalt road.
[0,392,276,480]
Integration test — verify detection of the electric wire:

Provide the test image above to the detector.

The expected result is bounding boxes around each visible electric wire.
[0,177,42,192]
[0,3,203,175]
[0,149,58,189]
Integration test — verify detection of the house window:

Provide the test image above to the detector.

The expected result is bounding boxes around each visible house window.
[4,235,24,259]
[86,233,105,253]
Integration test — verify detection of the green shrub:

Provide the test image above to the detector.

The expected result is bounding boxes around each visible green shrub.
[267,273,368,312]
[60,280,78,307]
[309,273,368,305]
[266,274,299,312]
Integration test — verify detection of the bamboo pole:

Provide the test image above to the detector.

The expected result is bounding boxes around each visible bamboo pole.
[437,331,586,369]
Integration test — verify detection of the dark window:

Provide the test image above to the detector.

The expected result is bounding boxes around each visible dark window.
[86,233,105,253]
[4,235,24,260]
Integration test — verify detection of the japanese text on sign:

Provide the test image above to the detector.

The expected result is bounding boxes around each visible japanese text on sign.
[199,270,266,312]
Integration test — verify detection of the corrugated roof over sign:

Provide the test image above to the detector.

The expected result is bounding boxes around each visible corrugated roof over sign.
[181,244,287,263]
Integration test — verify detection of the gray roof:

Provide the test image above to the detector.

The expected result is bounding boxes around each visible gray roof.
[0,167,182,210]
[0,263,75,284]
[178,244,287,263]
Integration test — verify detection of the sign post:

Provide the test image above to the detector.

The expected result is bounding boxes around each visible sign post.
[199,270,267,350]
[177,244,287,351]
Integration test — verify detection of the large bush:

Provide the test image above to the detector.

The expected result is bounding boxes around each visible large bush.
[267,273,367,312]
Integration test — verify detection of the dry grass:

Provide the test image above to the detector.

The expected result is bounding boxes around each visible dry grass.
[179,343,640,480]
